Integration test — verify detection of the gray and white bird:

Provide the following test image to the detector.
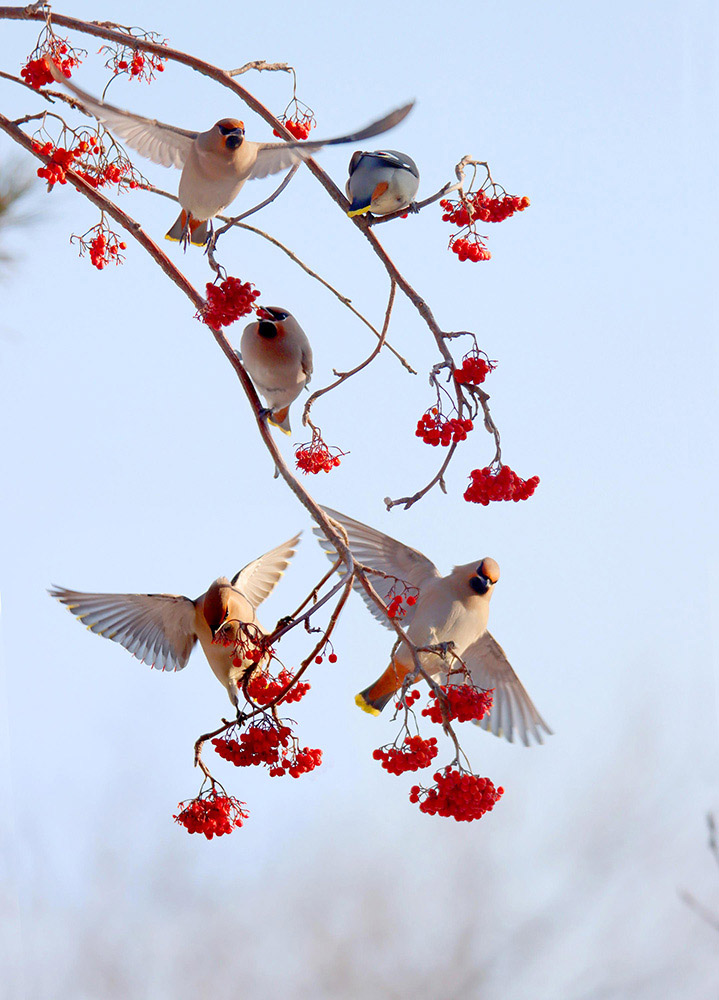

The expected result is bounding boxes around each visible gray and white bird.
[315,508,551,746]
[47,61,413,245]
[50,533,300,705]
[240,307,312,434]
[346,149,419,218]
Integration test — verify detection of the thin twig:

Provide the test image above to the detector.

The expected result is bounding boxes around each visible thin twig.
[303,279,396,426]
[227,60,293,77]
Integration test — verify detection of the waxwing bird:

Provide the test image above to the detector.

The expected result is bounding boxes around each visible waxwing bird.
[49,533,301,705]
[47,61,413,245]
[346,149,419,218]
[240,306,312,434]
[314,508,551,746]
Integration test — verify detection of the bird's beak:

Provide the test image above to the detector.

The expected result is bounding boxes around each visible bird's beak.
[225,131,243,150]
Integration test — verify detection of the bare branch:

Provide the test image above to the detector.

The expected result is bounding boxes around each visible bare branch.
[227,59,293,77]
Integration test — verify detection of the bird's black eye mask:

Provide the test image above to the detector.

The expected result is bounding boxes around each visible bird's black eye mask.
[218,123,244,136]
[263,307,289,321]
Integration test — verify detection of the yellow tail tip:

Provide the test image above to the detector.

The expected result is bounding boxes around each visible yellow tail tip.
[164,233,181,243]
[355,692,381,716]
[347,205,372,218]
[267,417,292,436]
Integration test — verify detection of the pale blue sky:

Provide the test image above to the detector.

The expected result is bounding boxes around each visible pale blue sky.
[1,1,718,996]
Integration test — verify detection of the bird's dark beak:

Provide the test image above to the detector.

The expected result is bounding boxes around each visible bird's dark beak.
[469,574,491,595]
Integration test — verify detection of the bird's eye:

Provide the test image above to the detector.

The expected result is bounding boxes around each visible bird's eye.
[476,565,483,575]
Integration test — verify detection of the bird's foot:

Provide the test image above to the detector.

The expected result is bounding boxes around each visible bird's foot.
[408,201,421,214]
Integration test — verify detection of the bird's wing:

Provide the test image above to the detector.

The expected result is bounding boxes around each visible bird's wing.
[48,64,196,168]
[49,587,197,671]
[231,532,301,608]
[250,102,414,181]
[314,507,440,630]
[458,631,553,746]
[359,150,420,176]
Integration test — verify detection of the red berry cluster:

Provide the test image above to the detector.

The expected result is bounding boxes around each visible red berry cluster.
[87,230,127,270]
[115,51,165,82]
[416,409,473,446]
[174,789,249,838]
[295,435,345,474]
[422,684,493,724]
[273,104,316,141]
[440,190,530,227]
[449,233,492,262]
[213,723,292,768]
[32,142,77,188]
[454,352,495,386]
[373,735,438,774]
[410,769,504,822]
[245,668,310,706]
[269,745,322,778]
[21,40,82,89]
[314,651,338,664]
[202,277,261,328]
[386,590,417,620]
[395,688,421,710]
[32,135,142,193]
[464,465,540,505]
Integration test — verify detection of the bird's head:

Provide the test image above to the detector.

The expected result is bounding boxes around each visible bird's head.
[214,118,245,151]
[255,306,290,339]
[468,557,500,596]
[204,577,232,638]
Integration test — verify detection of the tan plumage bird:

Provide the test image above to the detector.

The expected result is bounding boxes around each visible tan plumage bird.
[240,306,312,434]
[47,61,414,245]
[315,508,551,746]
[49,533,300,705]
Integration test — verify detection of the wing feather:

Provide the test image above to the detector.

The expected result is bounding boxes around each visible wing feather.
[50,587,197,672]
[48,64,196,168]
[458,631,553,746]
[231,532,301,608]
[313,507,439,630]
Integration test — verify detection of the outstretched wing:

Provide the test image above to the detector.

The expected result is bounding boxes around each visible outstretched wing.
[48,62,196,168]
[250,102,414,181]
[231,532,301,608]
[314,507,439,630]
[50,587,197,671]
[459,631,553,746]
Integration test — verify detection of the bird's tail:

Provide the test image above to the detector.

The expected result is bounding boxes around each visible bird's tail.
[165,211,209,247]
[347,199,372,219]
[268,406,292,435]
[355,659,414,715]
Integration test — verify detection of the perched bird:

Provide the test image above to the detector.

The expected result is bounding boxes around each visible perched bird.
[240,306,312,434]
[315,508,551,746]
[47,61,413,245]
[49,533,300,705]
[346,149,419,218]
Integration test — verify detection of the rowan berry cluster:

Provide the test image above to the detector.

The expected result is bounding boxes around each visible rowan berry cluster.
[422,684,493,724]
[416,408,473,446]
[410,769,504,822]
[295,433,345,474]
[32,131,143,194]
[20,37,84,89]
[269,745,322,778]
[314,647,338,665]
[386,590,418,619]
[395,688,421,710]
[454,351,495,386]
[464,465,540,505]
[32,141,77,188]
[174,788,249,838]
[102,38,167,83]
[373,735,438,774]
[273,99,316,140]
[69,219,127,270]
[449,232,492,262]
[213,723,292,768]
[202,277,261,328]
[441,190,530,228]
[245,667,310,705]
